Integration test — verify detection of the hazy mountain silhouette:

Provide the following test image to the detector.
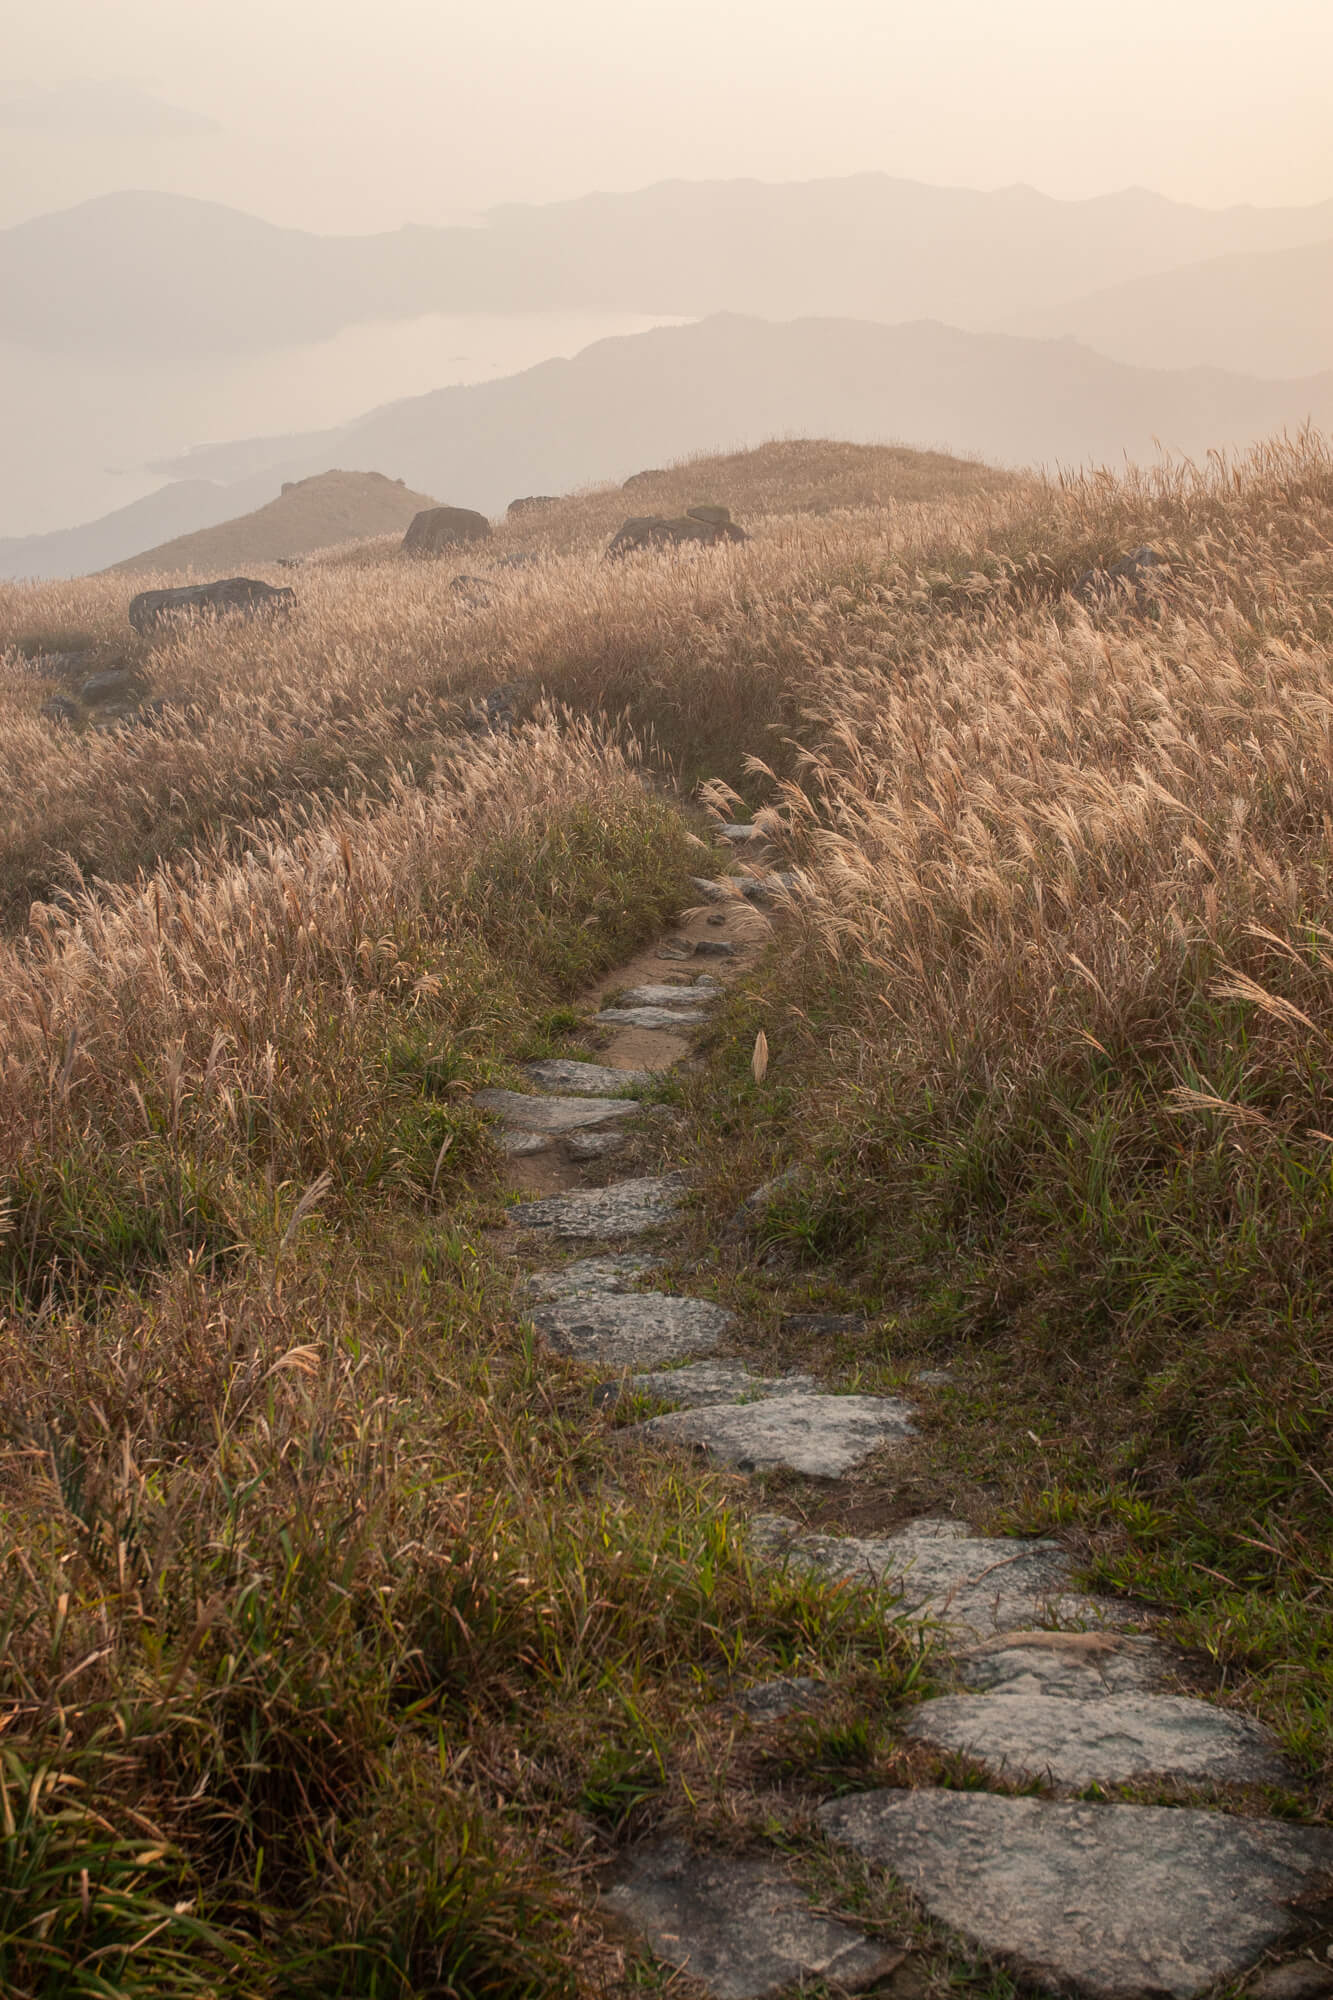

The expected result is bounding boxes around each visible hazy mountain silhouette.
[159,315,1333,511]
[1005,238,1333,379]
[8,312,1326,577]
[7,177,1333,357]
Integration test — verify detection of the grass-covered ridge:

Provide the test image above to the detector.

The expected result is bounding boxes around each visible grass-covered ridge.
[5,430,1333,1987]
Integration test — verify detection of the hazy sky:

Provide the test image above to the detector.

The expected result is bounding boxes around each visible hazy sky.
[4,0,1331,231]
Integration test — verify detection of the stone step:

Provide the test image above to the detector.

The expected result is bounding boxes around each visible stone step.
[640,1389,916,1477]
[511,1174,686,1240]
[613,981,720,1008]
[522,1059,655,1095]
[531,1290,732,1367]
[749,1514,1121,1640]
[819,1789,1333,2000]
[594,1005,711,1029]
[564,1130,627,1161]
[625,1359,816,1408]
[522,1254,655,1301]
[904,1690,1291,1789]
[474,1086,640,1131]
[602,1839,898,2000]
[956,1630,1173,1699]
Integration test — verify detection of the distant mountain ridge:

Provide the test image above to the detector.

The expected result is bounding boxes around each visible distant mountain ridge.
[7,176,1333,357]
[1001,237,1333,379]
[10,312,1331,578]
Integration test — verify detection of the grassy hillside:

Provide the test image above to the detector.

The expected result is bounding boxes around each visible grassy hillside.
[1,429,1332,1990]
[112,469,439,575]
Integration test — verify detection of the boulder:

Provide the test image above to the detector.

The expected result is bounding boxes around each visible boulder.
[622,468,665,490]
[1074,544,1168,611]
[506,495,556,517]
[401,505,491,556]
[606,507,748,559]
[129,577,295,635]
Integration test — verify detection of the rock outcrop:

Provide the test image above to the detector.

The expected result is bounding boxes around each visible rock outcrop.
[401,505,491,556]
[1073,544,1168,611]
[506,495,556,518]
[606,506,748,558]
[129,577,295,635]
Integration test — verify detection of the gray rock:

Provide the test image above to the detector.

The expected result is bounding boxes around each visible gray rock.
[506,494,556,517]
[904,1691,1291,1788]
[401,504,490,556]
[718,822,767,843]
[594,1006,710,1030]
[602,1839,898,1999]
[916,1368,955,1387]
[957,1631,1174,1700]
[564,1129,627,1161]
[1249,1965,1333,2000]
[79,667,140,705]
[752,1515,1116,1639]
[606,510,748,559]
[640,1390,915,1477]
[614,983,720,1008]
[690,876,733,902]
[129,577,294,634]
[523,1059,654,1095]
[473,1087,640,1132]
[694,939,737,957]
[522,1255,655,1301]
[734,1676,830,1721]
[628,1360,816,1408]
[532,1290,732,1366]
[1074,544,1168,612]
[657,941,695,961]
[511,1174,686,1240]
[499,1130,552,1156]
[40,694,80,725]
[818,1790,1333,2000]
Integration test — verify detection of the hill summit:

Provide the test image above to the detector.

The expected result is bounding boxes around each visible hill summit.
[111,469,439,575]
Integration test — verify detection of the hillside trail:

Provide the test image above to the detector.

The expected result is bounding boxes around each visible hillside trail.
[477,824,1333,2000]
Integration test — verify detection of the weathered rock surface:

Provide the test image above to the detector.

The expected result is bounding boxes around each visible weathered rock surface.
[532,1290,732,1366]
[523,1059,654,1094]
[734,1676,830,1721]
[642,1390,915,1477]
[957,1631,1174,1700]
[614,982,720,1008]
[693,939,737,958]
[499,1130,551,1156]
[718,822,767,843]
[780,1311,868,1338]
[401,505,490,555]
[564,1129,628,1161]
[1249,1965,1333,2000]
[628,1360,816,1408]
[506,495,556,516]
[522,1254,654,1301]
[602,1840,898,1999]
[594,1005,711,1030]
[905,1691,1291,1788]
[819,1790,1333,2000]
[606,507,748,559]
[473,1087,639,1132]
[751,1515,1116,1638]
[129,576,295,634]
[512,1175,686,1240]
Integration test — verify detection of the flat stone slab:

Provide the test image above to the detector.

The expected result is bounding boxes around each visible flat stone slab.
[819,1790,1333,2000]
[522,1254,654,1301]
[564,1130,627,1161]
[532,1291,733,1367]
[474,1086,640,1132]
[523,1059,654,1094]
[640,1390,915,1477]
[499,1130,552,1156]
[594,1006,710,1029]
[629,1360,817,1408]
[957,1631,1176,1700]
[602,1840,899,1999]
[614,982,720,1008]
[905,1691,1291,1788]
[511,1174,686,1240]
[751,1515,1119,1638]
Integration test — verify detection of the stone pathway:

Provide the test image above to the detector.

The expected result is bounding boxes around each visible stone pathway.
[476,834,1333,2000]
